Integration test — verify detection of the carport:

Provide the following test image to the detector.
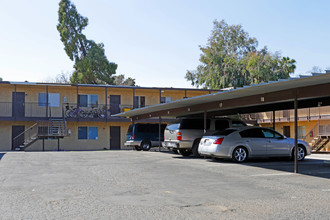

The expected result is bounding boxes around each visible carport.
[113,73,330,173]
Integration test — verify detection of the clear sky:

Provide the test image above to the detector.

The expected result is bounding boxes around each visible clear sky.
[0,0,329,88]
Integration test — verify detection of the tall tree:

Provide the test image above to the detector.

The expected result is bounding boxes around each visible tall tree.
[57,0,118,84]
[186,20,295,89]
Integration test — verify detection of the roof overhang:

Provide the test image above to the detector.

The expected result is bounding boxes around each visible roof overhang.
[113,73,330,120]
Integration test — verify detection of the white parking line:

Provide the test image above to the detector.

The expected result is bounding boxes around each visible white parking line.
[251,173,295,177]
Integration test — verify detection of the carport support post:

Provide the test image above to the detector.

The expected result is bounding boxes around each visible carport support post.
[158,116,162,152]
[272,110,275,130]
[42,139,45,152]
[58,138,60,151]
[294,97,298,173]
[204,110,207,134]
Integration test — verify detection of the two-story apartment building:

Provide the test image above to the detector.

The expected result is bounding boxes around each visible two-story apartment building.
[0,81,218,151]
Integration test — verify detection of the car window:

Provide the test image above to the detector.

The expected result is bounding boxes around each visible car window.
[215,120,230,130]
[127,124,134,133]
[137,124,158,133]
[240,128,265,138]
[166,123,180,130]
[179,119,210,130]
[232,120,247,127]
[212,129,237,136]
[262,129,282,138]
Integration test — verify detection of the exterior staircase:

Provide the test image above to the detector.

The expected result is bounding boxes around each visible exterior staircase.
[312,136,330,152]
[13,118,67,151]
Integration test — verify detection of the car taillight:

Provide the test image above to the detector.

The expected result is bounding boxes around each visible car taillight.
[177,132,182,140]
[132,134,135,140]
[213,137,224,145]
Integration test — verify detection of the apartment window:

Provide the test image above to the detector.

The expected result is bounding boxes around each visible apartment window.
[319,125,330,136]
[160,97,172,103]
[298,126,306,139]
[78,127,98,140]
[283,110,290,118]
[133,96,145,108]
[38,93,60,107]
[78,94,98,107]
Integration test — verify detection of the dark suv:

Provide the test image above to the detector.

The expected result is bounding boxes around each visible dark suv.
[163,118,247,156]
[125,123,167,151]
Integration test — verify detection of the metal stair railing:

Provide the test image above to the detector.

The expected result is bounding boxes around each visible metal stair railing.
[13,123,39,151]
[313,137,330,152]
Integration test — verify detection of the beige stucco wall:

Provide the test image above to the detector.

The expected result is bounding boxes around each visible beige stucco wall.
[25,121,131,151]
[0,121,36,151]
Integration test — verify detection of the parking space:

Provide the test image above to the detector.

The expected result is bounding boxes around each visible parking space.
[0,151,329,219]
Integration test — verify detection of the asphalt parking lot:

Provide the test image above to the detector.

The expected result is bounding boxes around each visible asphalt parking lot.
[0,151,329,220]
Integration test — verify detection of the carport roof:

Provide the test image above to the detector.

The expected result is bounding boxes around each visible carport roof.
[113,73,330,120]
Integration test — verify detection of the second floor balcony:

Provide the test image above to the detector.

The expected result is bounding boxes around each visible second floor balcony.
[0,102,148,121]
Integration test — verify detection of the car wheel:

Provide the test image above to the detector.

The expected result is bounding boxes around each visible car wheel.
[292,145,306,161]
[141,141,151,151]
[179,149,192,156]
[192,139,201,157]
[232,147,248,163]
[135,146,142,151]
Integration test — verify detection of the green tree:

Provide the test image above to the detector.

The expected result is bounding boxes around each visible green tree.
[0,77,2,81]
[57,0,118,84]
[113,74,136,86]
[186,20,295,89]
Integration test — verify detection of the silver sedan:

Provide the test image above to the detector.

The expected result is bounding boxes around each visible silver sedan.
[198,126,311,162]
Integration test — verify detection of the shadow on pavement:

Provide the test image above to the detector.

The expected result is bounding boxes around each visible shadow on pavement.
[159,150,330,179]
[207,156,330,179]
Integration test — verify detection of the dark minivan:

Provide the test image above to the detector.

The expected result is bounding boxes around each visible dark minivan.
[125,123,167,151]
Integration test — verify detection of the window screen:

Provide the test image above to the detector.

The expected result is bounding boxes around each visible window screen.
[38,93,47,106]
[78,127,98,140]
[160,97,172,103]
[38,93,60,107]
[78,94,98,107]
[89,127,98,140]
[78,127,88,139]
[78,95,88,107]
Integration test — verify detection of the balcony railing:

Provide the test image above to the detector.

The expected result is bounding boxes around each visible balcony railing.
[0,102,54,118]
[0,101,151,119]
[62,103,149,120]
[242,107,330,123]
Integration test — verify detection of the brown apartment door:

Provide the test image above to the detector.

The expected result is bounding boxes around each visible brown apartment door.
[283,126,290,138]
[110,126,121,150]
[12,125,25,150]
[12,92,25,117]
[110,95,121,115]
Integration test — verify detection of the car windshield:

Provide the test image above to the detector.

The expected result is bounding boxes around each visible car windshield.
[212,129,237,136]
